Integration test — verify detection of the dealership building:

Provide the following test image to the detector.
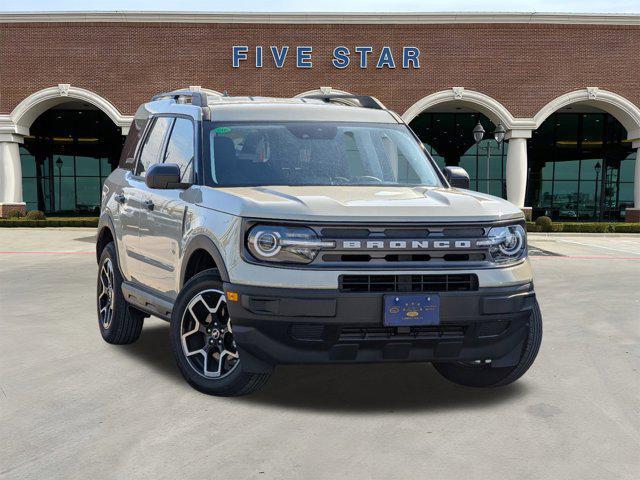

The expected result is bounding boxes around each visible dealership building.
[0,11,639,221]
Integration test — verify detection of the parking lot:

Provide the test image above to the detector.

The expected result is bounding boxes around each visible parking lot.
[1,228,639,480]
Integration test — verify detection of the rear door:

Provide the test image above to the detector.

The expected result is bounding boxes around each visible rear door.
[126,116,174,286]
[138,116,196,298]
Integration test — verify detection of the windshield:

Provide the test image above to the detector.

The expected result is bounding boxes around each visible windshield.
[204,122,443,187]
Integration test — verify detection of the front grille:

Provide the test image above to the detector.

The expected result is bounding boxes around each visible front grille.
[339,325,466,341]
[311,223,492,267]
[339,274,478,293]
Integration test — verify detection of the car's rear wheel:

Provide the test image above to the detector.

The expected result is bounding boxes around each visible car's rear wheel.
[169,270,271,396]
[433,301,543,387]
[97,242,145,344]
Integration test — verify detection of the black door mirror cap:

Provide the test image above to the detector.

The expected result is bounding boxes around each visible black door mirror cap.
[444,166,470,190]
[145,163,189,189]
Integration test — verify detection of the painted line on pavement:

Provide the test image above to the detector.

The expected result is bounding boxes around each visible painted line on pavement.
[532,255,640,260]
[0,251,94,255]
[554,239,640,255]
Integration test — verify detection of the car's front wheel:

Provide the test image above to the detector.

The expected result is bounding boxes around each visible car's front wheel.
[433,301,543,387]
[169,270,271,396]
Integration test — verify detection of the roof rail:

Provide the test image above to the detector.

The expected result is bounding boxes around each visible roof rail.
[151,89,209,108]
[303,94,385,110]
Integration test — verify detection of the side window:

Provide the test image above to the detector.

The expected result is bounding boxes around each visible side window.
[164,118,195,182]
[136,117,173,177]
[119,121,140,171]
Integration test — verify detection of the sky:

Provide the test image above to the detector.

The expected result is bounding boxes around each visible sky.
[2,0,640,14]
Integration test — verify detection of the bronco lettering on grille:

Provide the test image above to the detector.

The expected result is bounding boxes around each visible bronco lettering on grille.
[339,239,478,250]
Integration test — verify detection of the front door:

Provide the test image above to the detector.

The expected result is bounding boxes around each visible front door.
[137,116,196,298]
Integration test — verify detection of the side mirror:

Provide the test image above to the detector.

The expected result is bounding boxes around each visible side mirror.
[145,163,184,189]
[444,166,470,189]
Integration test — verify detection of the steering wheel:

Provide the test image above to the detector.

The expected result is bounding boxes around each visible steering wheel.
[332,176,351,184]
[356,175,383,184]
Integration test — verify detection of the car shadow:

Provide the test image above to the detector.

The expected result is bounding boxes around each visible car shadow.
[122,322,528,413]
[119,321,184,385]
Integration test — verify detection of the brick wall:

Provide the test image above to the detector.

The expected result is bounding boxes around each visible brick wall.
[1,22,639,117]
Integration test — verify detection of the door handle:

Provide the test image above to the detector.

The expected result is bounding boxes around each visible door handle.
[114,193,126,204]
[143,200,155,211]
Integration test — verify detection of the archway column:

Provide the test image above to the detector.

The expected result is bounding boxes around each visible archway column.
[628,141,640,222]
[505,129,532,219]
[0,133,25,218]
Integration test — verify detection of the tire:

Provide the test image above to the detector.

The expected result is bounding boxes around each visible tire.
[433,301,543,387]
[169,270,271,396]
[97,242,145,344]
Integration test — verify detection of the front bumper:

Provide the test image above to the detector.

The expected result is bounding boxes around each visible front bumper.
[224,281,538,372]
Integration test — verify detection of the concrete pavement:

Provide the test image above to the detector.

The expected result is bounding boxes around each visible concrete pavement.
[0,229,638,480]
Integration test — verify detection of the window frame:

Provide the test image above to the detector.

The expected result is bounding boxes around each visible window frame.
[161,115,197,184]
[133,116,175,179]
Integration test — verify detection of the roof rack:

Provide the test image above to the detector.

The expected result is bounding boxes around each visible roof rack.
[303,94,385,110]
[151,89,209,108]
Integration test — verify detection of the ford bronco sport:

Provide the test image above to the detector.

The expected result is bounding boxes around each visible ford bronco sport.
[96,90,542,396]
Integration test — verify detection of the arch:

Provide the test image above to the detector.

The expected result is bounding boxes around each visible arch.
[10,85,132,132]
[402,88,516,128]
[533,88,640,140]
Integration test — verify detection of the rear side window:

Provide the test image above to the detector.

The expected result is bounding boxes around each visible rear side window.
[119,122,141,171]
[163,118,195,182]
[136,117,173,177]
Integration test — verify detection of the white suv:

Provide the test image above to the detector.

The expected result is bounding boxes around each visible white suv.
[96,90,542,396]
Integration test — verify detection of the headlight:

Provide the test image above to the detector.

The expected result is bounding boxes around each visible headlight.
[478,224,527,264]
[247,225,335,264]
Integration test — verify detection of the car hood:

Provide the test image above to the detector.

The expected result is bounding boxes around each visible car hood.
[194,185,523,223]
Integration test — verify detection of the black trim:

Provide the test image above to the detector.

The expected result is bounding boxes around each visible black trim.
[96,215,116,263]
[180,235,230,287]
[121,281,173,321]
[224,282,537,366]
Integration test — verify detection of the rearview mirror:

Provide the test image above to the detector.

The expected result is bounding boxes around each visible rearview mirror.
[145,163,186,189]
[444,166,470,189]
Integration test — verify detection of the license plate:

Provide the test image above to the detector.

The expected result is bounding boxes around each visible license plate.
[383,294,440,326]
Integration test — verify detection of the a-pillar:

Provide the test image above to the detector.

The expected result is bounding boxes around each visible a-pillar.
[505,129,532,220]
[626,142,640,222]
[0,134,26,218]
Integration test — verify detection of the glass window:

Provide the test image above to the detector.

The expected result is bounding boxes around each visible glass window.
[206,122,442,188]
[75,156,101,176]
[618,183,634,203]
[578,181,598,219]
[137,117,173,177]
[20,147,37,177]
[76,177,102,212]
[22,178,38,207]
[580,158,602,181]
[541,161,554,180]
[527,112,634,222]
[409,112,508,198]
[554,160,580,181]
[100,158,113,177]
[53,177,76,211]
[620,151,636,182]
[535,181,554,207]
[54,155,75,176]
[164,118,195,182]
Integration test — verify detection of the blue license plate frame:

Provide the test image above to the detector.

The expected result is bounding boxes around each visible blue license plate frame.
[383,294,440,327]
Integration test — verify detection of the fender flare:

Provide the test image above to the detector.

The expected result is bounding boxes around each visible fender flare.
[180,235,230,288]
[96,214,117,263]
